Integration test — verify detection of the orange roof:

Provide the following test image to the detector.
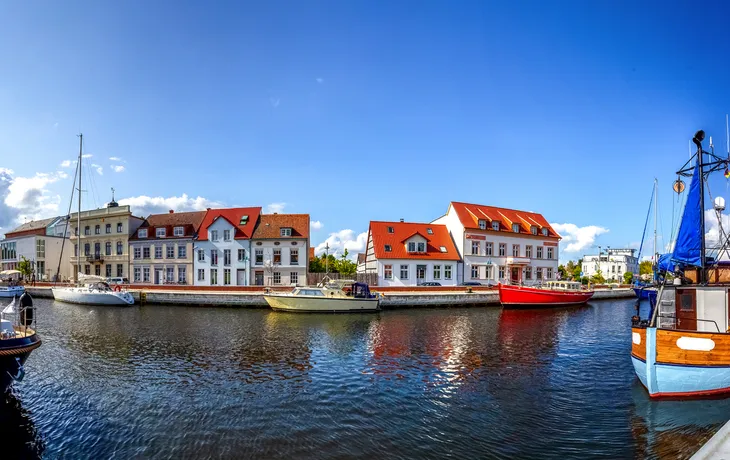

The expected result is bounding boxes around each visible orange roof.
[198,207,262,241]
[448,202,560,239]
[369,221,461,261]
[251,214,309,239]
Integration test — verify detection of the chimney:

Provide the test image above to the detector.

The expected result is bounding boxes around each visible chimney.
[400,218,404,222]
[169,210,174,214]
[207,208,211,211]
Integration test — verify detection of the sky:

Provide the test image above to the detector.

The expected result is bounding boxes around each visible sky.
[2,0,730,262]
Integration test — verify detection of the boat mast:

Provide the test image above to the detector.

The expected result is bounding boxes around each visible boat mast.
[693,131,706,284]
[653,178,657,284]
[76,134,82,282]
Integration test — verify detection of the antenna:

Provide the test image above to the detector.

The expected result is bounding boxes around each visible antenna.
[726,114,729,158]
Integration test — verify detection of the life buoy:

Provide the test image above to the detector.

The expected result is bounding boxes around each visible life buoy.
[114,285,122,292]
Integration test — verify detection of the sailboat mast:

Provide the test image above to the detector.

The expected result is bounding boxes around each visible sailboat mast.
[76,134,82,281]
[653,178,657,283]
[696,133,707,284]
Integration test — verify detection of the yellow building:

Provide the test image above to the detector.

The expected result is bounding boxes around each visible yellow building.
[68,201,144,281]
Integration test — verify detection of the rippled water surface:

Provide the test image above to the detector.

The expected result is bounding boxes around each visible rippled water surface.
[2,298,728,459]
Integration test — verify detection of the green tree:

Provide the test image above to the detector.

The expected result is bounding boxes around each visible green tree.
[17,256,33,279]
[309,255,324,273]
[639,260,653,275]
[623,271,634,284]
[590,269,606,284]
[580,276,589,285]
[572,259,583,280]
[558,264,567,280]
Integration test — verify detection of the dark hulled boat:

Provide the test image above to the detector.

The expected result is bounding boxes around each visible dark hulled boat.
[0,292,41,391]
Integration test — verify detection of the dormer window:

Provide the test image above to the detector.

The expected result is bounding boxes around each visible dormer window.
[174,226,184,237]
[156,228,166,238]
[491,221,500,231]
[387,226,394,233]
[281,228,292,237]
[426,228,433,235]
[542,228,549,236]
[439,246,447,253]
[407,242,416,252]
[385,244,392,252]
[138,229,148,238]
[240,215,249,225]
[512,223,520,233]
[417,242,425,252]
[531,226,538,235]
[478,220,486,230]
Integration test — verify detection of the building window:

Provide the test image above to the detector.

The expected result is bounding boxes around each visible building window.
[211,230,218,242]
[94,242,101,256]
[210,249,218,266]
[280,228,292,237]
[542,228,548,236]
[165,267,173,282]
[155,246,163,259]
[223,230,231,241]
[417,242,425,252]
[512,245,520,257]
[408,242,416,252]
[499,243,506,256]
[240,215,249,225]
[224,249,231,266]
[117,264,123,277]
[84,243,90,256]
[433,265,441,279]
[156,228,166,238]
[95,265,101,276]
[440,246,448,253]
[255,249,263,265]
[85,265,90,275]
[114,241,121,255]
[547,268,553,279]
[498,265,505,280]
[471,265,479,279]
[74,244,78,257]
[106,223,111,234]
[526,246,532,258]
[224,268,231,285]
[174,227,184,237]
[536,267,543,280]
[485,242,493,256]
[547,247,554,259]
[426,228,433,235]
[238,249,246,262]
[492,221,500,231]
[106,264,112,277]
[198,249,204,262]
[117,223,123,233]
[445,265,452,280]
[416,265,426,281]
[387,226,394,233]
[384,245,392,252]
[512,223,520,233]
[143,247,150,259]
[536,246,543,259]
[384,265,393,279]
[273,249,281,264]
[486,265,494,279]
[273,272,281,285]
[95,225,100,235]
[400,265,409,280]
[291,249,299,265]
[210,269,218,285]
[105,242,112,256]
[36,239,45,258]
[178,267,186,283]
[167,245,175,258]
[74,227,78,236]
[138,229,148,238]
[134,267,141,282]
[143,267,150,282]
[198,269,205,281]
[471,241,480,255]
[476,220,485,230]
[531,226,537,235]
[525,266,532,280]
[134,247,141,259]
[290,271,298,285]
[84,226,90,235]
[178,245,186,258]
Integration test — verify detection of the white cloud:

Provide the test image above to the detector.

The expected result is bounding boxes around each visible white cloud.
[266,202,286,214]
[316,78,323,84]
[82,153,93,158]
[118,194,224,217]
[315,229,367,260]
[56,171,69,179]
[111,165,125,173]
[551,222,609,253]
[0,168,64,230]
[109,157,124,162]
[60,160,72,168]
[91,164,103,175]
[310,220,324,230]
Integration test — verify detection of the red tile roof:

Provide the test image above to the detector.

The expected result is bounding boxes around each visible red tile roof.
[130,210,207,241]
[448,202,560,239]
[251,214,309,240]
[369,221,461,260]
[198,207,262,241]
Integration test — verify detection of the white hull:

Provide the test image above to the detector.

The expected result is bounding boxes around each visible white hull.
[0,287,25,298]
[264,294,379,312]
[52,287,135,306]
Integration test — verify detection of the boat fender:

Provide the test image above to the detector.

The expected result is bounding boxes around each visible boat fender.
[114,285,122,292]
[18,292,33,328]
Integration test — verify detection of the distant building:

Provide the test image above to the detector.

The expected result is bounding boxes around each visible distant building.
[250,214,310,286]
[1,216,72,281]
[194,207,262,286]
[432,202,560,285]
[582,248,638,281]
[356,253,366,274]
[362,220,461,286]
[129,210,207,285]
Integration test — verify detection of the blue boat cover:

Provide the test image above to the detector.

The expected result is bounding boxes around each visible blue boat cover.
[658,163,702,273]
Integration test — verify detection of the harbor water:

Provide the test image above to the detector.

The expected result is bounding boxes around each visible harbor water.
[3,298,729,459]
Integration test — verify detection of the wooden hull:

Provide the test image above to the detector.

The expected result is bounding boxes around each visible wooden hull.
[263,294,380,313]
[52,287,135,305]
[498,284,594,307]
[632,326,730,398]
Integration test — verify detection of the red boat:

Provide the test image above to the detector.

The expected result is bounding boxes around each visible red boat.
[498,281,594,308]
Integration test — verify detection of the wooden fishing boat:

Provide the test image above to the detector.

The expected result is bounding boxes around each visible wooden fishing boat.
[498,281,594,308]
[0,293,41,390]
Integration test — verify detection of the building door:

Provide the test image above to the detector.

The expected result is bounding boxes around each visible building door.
[416,265,426,284]
[154,269,162,285]
[676,288,697,330]
[237,269,246,286]
[511,267,521,284]
[255,271,264,286]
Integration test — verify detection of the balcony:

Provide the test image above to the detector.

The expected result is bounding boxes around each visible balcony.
[86,254,104,263]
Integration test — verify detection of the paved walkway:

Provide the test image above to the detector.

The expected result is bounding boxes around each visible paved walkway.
[692,420,730,460]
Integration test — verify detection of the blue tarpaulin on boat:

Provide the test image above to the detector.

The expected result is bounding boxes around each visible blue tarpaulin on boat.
[671,163,703,268]
[657,253,675,272]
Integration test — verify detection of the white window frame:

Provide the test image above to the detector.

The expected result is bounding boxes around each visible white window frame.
[291,248,299,265]
[174,226,184,237]
[471,265,479,279]
[198,269,205,281]
[281,228,292,237]
[223,230,231,241]
[166,245,175,259]
[536,246,543,259]
[400,265,409,280]
[384,264,393,279]
[512,223,520,233]
[178,245,186,259]
[547,247,554,260]
[154,246,163,259]
[211,230,218,242]
[445,265,452,280]
[407,242,416,252]
[478,220,486,230]
[198,249,205,262]
[178,267,186,283]
[499,243,506,256]
[138,229,148,238]
[491,221,500,231]
[526,245,532,258]
[273,272,281,284]
[290,271,298,285]
[512,244,520,257]
[433,265,441,279]
[471,241,480,255]
[210,269,218,285]
[273,248,282,264]
[156,228,166,238]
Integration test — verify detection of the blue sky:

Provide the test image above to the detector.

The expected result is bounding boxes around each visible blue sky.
[2,1,730,262]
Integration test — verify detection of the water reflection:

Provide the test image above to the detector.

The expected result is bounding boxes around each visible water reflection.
[0,390,44,459]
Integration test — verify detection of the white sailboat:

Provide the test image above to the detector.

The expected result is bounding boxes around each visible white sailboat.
[51,134,135,306]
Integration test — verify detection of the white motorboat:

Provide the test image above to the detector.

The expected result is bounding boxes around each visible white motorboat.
[52,275,134,306]
[264,278,380,313]
[0,270,25,298]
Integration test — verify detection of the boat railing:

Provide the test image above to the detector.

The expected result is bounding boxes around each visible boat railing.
[655,314,722,333]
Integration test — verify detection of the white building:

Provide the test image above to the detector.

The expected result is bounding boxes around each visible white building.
[432,201,560,285]
[1,216,72,281]
[361,220,461,286]
[250,213,310,286]
[194,207,261,286]
[582,248,639,281]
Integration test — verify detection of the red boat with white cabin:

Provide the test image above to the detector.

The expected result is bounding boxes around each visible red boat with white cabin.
[498,281,594,307]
